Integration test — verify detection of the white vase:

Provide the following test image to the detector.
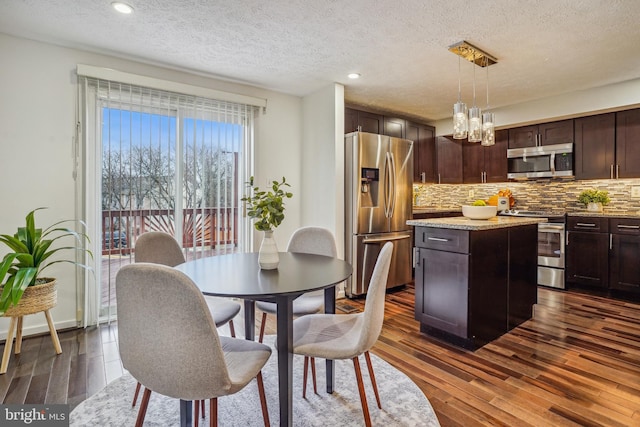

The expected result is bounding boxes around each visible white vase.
[258,230,279,270]
[586,202,603,212]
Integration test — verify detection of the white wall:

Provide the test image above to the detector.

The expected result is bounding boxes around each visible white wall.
[0,33,304,339]
[432,78,640,135]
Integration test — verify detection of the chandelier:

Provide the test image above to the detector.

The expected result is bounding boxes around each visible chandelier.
[449,41,497,145]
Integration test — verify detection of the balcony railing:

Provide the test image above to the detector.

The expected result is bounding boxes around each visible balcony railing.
[101,208,238,255]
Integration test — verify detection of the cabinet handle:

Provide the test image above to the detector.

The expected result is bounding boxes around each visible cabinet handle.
[617,224,640,229]
[610,233,613,250]
[427,237,449,242]
[413,247,419,267]
[576,222,596,227]
[616,164,619,179]
[610,164,614,179]
[438,173,441,184]
[420,172,426,183]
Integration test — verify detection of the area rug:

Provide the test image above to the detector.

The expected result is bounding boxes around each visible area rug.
[70,336,440,426]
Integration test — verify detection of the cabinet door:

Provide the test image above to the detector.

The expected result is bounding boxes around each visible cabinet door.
[574,113,616,180]
[462,141,484,183]
[357,111,384,134]
[538,119,574,146]
[407,122,436,183]
[566,231,609,288]
[436,136,463,184]
[414,248,468,338]
[610,234,640,293]
[484,129,508,182]
[507,224,538,329]
[344,108,358,134]
[383,117,406,138]
[508,125,538,149]
[616,108,640,178]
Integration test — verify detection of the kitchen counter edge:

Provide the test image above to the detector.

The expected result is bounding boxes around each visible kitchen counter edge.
[407,216,547,231]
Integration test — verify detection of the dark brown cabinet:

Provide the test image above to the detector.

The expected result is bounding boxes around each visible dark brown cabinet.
[414,224,537,349]
[574,113,616,180]
[344,108,383,134]
[615,108,640,178]
[407,121,436,183]
[508,119,574,149]
[462,129,508,183]
[566,216,609,289]
[436,136,463,184]
[609,218,640,293]
[383,116,406,138]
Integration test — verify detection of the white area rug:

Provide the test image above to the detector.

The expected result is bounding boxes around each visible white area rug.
[70,336,440,426]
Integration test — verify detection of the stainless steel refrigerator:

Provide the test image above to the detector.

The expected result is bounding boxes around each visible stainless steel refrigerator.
[345,131,414,297]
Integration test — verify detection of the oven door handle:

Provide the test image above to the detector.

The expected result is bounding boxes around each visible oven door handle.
[538,224,565,231]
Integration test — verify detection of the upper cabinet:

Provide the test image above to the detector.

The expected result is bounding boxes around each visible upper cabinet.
[574,113,616,180]
[508,119,574,149]
[436,136,463,184]
[345,108,384,134]
[462,130,508,183]
[615,108,640,178]
[383,116,407,139]
[407,121,436,183]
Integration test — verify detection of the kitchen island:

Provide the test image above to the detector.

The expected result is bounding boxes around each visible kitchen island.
[407,216,546,349]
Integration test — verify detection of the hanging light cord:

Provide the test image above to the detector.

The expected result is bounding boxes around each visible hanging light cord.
[457,56,462,102]
[485,56,490,109]
[472,50,477,106]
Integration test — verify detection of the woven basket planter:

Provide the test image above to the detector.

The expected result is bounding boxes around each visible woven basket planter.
[2,278,57,317]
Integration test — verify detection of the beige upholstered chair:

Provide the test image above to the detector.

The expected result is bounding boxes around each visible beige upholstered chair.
[291,242,393,427]
[132,231,241,414]
[116,263,271,427]
[256,226,337,344]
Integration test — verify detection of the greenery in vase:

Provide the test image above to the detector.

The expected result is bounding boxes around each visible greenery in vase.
[241,177,293,232]
[577,189,610,206]
[0,208,93,315]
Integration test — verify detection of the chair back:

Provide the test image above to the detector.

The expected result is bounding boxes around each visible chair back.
[357,242,393,353]
[135,231,185,267]
[116,263,231,400]
[287,226,337,257]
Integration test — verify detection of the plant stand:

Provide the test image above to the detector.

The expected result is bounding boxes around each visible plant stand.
[1,280,61,374]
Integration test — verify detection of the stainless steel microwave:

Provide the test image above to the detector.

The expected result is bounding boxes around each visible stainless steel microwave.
[507,143,573,179]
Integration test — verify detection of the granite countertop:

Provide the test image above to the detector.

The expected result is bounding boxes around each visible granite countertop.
[412,206,461,214]
[566,210,640,218]
[407,216,547,230]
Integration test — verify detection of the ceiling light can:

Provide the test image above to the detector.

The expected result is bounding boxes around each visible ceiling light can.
[112,2,134,14]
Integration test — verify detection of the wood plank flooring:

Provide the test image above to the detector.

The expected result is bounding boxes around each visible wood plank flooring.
[1,286,639,426]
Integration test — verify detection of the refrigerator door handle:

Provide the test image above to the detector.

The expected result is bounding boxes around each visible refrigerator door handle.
[383,152,391,218]
[388,152,397,218]
[363,234,412,244]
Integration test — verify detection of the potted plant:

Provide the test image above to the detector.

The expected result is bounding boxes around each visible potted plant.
[577,189,610,212]
[241,177,293,269]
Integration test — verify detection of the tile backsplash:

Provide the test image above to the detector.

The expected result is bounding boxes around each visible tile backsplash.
[413,178,640,214]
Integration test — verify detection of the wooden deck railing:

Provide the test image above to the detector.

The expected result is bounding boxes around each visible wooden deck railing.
[101,208,238,255]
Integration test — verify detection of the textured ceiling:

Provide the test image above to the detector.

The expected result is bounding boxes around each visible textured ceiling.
[2,0,640,122]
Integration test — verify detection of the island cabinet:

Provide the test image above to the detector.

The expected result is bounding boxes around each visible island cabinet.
[413,223,537,349]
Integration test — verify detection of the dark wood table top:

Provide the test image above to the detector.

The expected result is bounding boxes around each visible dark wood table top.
[175,252,352,299]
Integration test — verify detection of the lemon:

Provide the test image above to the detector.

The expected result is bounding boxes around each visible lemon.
[472,200,487,206]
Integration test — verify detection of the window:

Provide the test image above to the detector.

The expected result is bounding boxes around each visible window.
[78,72,260,324]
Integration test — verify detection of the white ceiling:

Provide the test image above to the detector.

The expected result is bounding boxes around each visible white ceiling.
[2,0,640,122]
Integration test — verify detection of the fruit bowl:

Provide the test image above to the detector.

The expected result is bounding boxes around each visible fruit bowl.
[461,205,498,220]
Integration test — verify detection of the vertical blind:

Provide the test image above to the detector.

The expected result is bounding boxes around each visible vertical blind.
[78,74,258,325]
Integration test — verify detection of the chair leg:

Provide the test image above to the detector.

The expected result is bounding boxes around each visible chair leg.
[310,356,318,394]
[353,356,372,427]
[303,356,309,398]
[258,312,267,343]
[256,371,270,427]
[132,382,142,407]
[201,399,205,418]
[229,319,236,338]
[209,398,217,427]
[195,399,199,427]
[134,387,152,427]
[364,351,381,409]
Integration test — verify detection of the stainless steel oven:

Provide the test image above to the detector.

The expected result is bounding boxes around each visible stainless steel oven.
[499,210,566,289]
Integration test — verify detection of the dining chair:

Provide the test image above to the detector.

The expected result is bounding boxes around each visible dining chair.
[256,226,337,344]
[132,231,242,419]
[116,263,271,427]
[291,242,393,427]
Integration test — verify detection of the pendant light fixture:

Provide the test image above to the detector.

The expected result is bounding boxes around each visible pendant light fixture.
[449,41,497,144]
[467,49,482,143]
[452,56,468,139]
[482,55,496,146]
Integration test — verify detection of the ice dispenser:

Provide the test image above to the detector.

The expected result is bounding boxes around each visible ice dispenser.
[360,167,379,207]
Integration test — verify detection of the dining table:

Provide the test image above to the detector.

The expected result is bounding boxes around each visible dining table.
[174,251,353,427]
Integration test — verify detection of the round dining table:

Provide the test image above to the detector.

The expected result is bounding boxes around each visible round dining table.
[175,251,352,427]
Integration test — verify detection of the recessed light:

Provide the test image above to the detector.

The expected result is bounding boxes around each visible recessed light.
[112,2,134,14]
[348,73,361,79]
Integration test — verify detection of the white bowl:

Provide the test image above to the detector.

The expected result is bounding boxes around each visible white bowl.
[461,205,498,220]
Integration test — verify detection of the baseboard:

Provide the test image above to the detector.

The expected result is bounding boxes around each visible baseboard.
[0,318,78,342]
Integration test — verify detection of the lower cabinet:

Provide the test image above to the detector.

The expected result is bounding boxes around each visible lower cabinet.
[609,218,640,293]
[414,224,537,349]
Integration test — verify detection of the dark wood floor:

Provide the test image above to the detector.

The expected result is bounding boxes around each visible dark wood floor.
[1,286,639,426]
